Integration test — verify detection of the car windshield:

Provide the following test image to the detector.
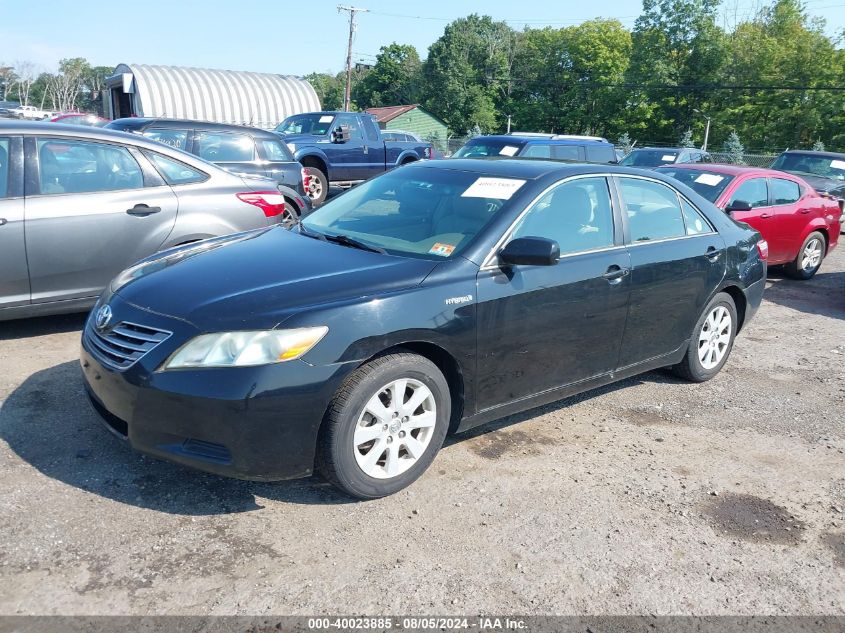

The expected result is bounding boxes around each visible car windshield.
[654,168,735,203]
[275,114,335,136]
[453,140,526,158]
[620,150,680,167]
[770,153,845,181]
[301,167,519,259]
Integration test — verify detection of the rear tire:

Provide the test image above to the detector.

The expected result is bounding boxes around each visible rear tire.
[303,166,328,206]
[672,292,737,383]
[784,231,825,280]
[317,352,450,499]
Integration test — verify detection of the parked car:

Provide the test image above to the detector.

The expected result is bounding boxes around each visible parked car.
[656,164,840,279]
[107,118,309,208]
[0,121,308,321]
[9,105,52,120]
[274,111,434,206]
[452,133,618,164]
[770,150,845,212]
[49,113,109,127]
[0,101,21,117]
[81,159,767,498]
[619,147,712,168]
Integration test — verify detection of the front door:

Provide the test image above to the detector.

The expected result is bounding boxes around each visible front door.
[615,176,727,368]
[0,136,29,309]
[475,176,631,410]
[332,114,368,181]
[24,136,178,303]
[722,176,783,260]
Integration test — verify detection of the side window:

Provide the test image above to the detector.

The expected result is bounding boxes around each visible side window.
[585,145,615,164]
[619,178,686,242]
[728,178,768,208]
[0,138,9,198]
[521,143,552,159]
[511,177,615,255]
[143,128,188,151]
[681,199,713,235]
[194,132,256,162]
[771,178,801,205]
[362,117,380,141]
[335,115,363,140]
[260,139,294,162]
[143,151,207,185]
[37,138,144,195]
[553,145,583,161]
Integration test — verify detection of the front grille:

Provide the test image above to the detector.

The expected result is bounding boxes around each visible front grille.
[85,321,172,371]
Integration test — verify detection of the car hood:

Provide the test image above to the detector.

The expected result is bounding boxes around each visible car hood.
[114,228,438,329]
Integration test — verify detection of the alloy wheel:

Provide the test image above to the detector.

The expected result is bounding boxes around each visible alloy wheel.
[353,378,437,479]
[801,238,823,272]
[698,305,732,370]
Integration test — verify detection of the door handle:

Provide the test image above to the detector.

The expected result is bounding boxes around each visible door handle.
[602,266,630,283]
[760,212,772,218]
[799,208,811,214]
[126,204,161,216]
[705,246,722,261]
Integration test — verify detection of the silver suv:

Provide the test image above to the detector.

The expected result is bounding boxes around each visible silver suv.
[0,121,308,321]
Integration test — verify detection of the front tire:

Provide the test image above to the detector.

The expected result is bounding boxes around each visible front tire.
[672,292,737,383]
[785,231,825,280]
[317,352,450,499]
[303,166,328,206]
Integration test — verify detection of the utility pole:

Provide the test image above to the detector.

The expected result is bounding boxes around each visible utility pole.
[694,108,711,152]
[338,5,368,112]
[506,114,512,134]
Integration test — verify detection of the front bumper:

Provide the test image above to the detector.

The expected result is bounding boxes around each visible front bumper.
[80,297,352,481]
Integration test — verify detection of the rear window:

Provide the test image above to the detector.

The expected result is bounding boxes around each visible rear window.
[260,139,295,162]
[144,151,207,185]
[654,168,734,203]
[771,178,801,205]
[194,132,256,162]
[620,150,680,167]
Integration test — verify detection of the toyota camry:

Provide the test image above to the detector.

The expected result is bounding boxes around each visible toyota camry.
[81,159,767,499]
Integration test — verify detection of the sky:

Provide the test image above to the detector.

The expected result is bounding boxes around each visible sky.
[0,0,843,76]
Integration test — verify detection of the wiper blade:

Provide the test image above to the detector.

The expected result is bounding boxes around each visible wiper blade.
[323,233,387,254]
[294,222,327,241]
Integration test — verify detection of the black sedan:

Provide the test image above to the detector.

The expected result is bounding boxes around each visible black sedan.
[81,160,768,499]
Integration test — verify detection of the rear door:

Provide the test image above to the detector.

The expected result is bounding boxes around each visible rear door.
[360,115,387,172]
[615,175,726,368]
[23,136,178,303]
[768,176,808,262]
[193,130,264,179]
[256,137,302,191]
[0,136,29,308]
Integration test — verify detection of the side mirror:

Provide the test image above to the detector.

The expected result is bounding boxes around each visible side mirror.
[332,125,350,143]
[499,237,560,267]
[725,200,752,214]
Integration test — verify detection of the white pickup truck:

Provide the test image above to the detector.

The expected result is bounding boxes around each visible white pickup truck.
[9,105,52,120]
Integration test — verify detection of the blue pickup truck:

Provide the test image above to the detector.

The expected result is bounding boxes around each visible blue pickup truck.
[274,111,433,205]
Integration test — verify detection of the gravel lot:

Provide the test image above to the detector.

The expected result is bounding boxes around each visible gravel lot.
[0,246,843,617]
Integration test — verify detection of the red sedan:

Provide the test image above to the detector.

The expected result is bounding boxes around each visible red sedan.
[656,164,841,279]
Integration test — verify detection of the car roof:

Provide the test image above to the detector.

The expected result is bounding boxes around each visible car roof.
[109,117,279,138]
[780,149,845,160]
[413,157,656,179]
[656,163,787,177]
[475,135,611,145]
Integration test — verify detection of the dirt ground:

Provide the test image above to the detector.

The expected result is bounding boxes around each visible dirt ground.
[0,246,843,617]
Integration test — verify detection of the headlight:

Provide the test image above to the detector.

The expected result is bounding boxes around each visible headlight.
[162,327,328,369]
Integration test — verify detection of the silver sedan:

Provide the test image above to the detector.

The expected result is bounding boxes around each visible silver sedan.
[0,121,309,321]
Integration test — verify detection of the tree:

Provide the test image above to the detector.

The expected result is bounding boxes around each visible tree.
[421,14,514,135]
[680,129,695,148]
[353,44,422,108]
[305,72,346,111]
[812,140,825,152]
[618,132,634,154]
[723,130,745,164]
[11,61,37,106]
[0,65,15,102]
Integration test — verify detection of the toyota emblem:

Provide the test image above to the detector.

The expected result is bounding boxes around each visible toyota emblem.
[95,305,112,330]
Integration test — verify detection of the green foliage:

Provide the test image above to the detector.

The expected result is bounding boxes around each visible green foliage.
[680,129,695,148]
[723,130,745,164]
[305,72,347,111]
[353,44,422,108]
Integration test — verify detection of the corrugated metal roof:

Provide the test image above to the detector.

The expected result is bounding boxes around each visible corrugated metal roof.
[114,63,320,129]
[365,104,420,123]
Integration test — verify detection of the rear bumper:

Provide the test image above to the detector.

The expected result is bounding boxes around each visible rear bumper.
[741,274,766,330]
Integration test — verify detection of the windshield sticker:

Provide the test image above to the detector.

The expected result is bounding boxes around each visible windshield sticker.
[662,154,677,162]
[462,177,526,200]
[831,159,845,170]
[499,145,520,157]
[694,173,724,186]
[429,243,456,257]
[319,115,334,123]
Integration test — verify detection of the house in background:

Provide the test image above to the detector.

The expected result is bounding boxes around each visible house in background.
[365,105,448,152]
